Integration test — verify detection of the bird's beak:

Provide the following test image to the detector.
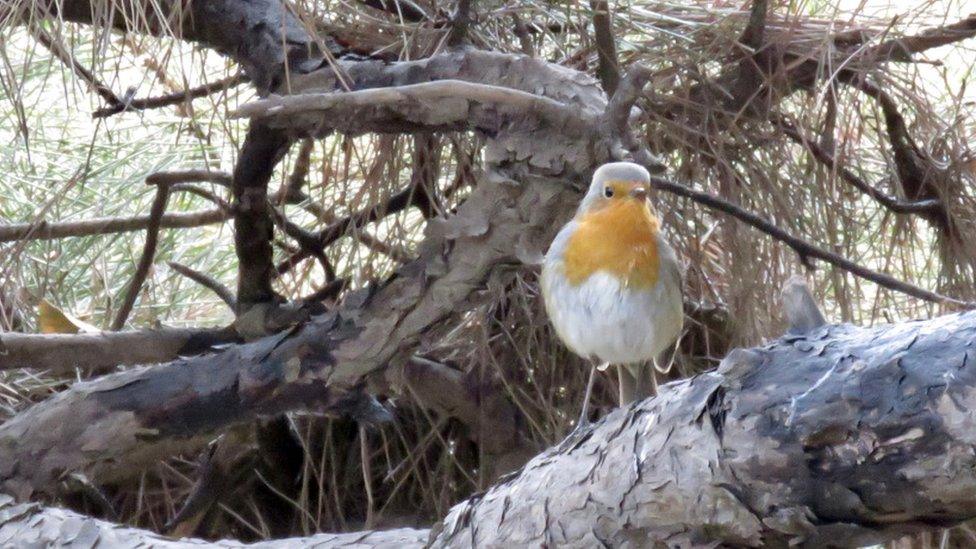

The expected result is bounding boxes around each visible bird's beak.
[629,186,648,200]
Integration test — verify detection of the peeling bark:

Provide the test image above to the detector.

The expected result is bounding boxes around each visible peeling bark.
[6,311,976,547]
[0,494,429,547]
[430,311,976,547]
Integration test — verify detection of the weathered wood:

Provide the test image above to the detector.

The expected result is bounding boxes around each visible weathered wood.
[0,327,238,373]
[5,311,976,547]
[430,311,976,547]
[0,494,429,548]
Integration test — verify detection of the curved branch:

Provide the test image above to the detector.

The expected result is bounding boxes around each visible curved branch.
[93,74,248,118]
[772,114,942,215]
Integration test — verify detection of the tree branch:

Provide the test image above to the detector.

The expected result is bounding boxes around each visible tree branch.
[110,183,170,330]
[0,209,228,243]
[589,0,620,95]
[771,114,942,215]
[648,174,973,308]
[0,327,238,374]
[21,0,337,94]
[92,74,248,118]
[167,261,237,309]
[8,310,976,546]
[232,124,291,310]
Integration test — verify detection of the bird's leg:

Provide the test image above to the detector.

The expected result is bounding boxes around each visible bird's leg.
[557,362,603,451]
[618,364,637,405]
[575,362,600,429]
[633,362,657,401]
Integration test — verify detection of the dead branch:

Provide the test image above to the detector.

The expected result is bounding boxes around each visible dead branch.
[649,174,973,309]
[29,24,123,108]
[0,208,228,243]
[92,74,248,118]
[232,124,291,310]
[111,184,170,330]
[866,13,976,63]
[0,326,238,374]
[772,114,942,215]
[145,170,233,187]
[167,261,237,309]
[23,0,338,94]
[589,0,620,95]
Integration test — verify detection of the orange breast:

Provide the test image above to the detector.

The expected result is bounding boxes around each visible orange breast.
[562,200,661,289]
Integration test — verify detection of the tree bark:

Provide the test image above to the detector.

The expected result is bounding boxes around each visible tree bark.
[0,327,238,374]
[429,310,976,547]
[19,0,334,93]
[0,494,429,548]
[5,311,976,546]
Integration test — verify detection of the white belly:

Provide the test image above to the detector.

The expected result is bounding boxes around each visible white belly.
[540,268,683,365]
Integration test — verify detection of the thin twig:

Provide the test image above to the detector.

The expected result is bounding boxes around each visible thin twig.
[146,170,233,187]
[649,175,973,309]
[275,180,428,275]
[30,24,123,108]
[771,114,942,215]
[93,74,248,118]
[168,262,237,309]
[111,184,170,330]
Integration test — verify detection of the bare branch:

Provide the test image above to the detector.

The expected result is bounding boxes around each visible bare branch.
[649,175,974,309]
[0,209,228,243]
[92,74,248,118]
[232,124,291,310]
[867,13,976,62]
[589,0,620,95]
[772,114,942,215]
[145,170,233,187]
[0,327,238,373]
[167,261,237,309]
[111,184,170,330]
[30,24,122,108]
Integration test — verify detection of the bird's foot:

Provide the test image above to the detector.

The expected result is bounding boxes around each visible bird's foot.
[554,419,594,453]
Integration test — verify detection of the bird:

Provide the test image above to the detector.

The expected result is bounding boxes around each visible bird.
[541,161,683,430]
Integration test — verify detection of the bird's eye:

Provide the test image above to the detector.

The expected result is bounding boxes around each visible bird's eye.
[603,186,614,198]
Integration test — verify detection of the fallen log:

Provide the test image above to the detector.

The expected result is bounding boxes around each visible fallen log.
[3,310,976,546]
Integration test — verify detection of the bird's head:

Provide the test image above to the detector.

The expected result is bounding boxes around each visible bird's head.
[577,162,652,216]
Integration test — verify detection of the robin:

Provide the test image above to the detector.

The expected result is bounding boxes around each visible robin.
[541,162,683,429]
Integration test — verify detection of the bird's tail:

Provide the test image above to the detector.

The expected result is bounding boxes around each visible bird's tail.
[618,363,657,405]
